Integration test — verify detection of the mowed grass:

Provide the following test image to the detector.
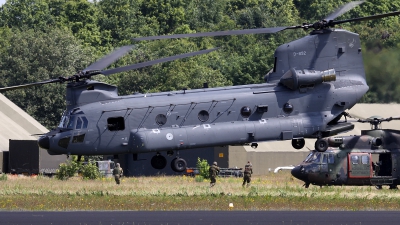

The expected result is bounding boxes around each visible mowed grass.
[1,171,400,211]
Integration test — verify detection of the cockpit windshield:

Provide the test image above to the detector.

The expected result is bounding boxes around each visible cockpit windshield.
[304,152,322,163]
[58,110,80,129]
[58,111,70,128]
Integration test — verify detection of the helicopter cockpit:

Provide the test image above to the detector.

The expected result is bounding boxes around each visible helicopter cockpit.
[58,110,88,130]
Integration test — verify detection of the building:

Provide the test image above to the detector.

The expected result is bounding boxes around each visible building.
[0,93,66,173]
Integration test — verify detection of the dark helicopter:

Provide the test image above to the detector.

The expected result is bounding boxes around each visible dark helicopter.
[291,115,400,189]
[0,1,399,173]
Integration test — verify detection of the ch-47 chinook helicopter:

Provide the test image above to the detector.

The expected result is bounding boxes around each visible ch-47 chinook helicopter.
[0,1,399,173]
[291,115,400,189]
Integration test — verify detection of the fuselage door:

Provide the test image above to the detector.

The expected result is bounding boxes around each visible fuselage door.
[348,153,372,178]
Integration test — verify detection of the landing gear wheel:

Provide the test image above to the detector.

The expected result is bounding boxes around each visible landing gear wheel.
[304,183,310,188]
[292,139,305,149]
[375,185,382,190]
[151,155,167,170]
[389,185,398,190]
[315,139,328,152]
[171,158,187,172]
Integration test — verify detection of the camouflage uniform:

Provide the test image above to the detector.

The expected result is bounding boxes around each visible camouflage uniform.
[209,162,220,187]
[242,161,253,187]
[113,163,123,185]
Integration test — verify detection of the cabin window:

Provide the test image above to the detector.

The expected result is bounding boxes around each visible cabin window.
[198,110,209,122]
[107,117,125,131]
[283,103,293,114]
[240,106,252,118]
[156,114,167,126]
[361,155,369,164]
[351,155,359,164]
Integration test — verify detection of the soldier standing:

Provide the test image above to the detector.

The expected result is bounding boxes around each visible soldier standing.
[209,161,220,187]
[113,163,123,185]
[242,161,253,187]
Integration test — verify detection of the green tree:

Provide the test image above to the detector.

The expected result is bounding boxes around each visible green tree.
[140,0,186,35]
[56,160,79,180]
[362,47,400,103]
[196,157,210,179]
[80,161,101,180]
[0,28,94,128]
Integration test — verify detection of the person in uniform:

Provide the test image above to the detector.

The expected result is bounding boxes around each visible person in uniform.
[112,163,123,185]
[209,161,220,187]
[242,161,253,187]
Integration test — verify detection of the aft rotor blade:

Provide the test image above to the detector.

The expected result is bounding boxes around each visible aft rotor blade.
[100,48,219,76]
[324,1,365,21]
[0,79,61,92]
[333,11,400,26]
[83,45,136,72]
[133,27,287,41]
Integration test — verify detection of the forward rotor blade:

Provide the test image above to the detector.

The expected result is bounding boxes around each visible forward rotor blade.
[83,45,135,72]
[100,48,219,76]
[133,27,287,41]
[333,11,400,26]
[324,1,365,21]
[0,79,61,92]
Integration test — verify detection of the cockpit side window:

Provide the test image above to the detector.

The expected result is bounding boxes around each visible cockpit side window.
[75,116,89,130]
[76,117,82,129]
[82,117,88,129]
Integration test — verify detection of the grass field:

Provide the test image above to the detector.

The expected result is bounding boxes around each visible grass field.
[1,171,400,211]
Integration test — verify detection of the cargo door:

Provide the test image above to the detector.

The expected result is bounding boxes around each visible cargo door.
[348,153,372,178]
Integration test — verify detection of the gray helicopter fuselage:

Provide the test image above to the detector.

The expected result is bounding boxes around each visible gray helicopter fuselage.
[41,28,369,156]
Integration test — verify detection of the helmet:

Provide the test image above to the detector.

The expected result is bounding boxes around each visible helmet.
[213,161,217,166]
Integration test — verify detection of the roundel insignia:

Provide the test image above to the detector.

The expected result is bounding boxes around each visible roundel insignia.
[166,133,173,140]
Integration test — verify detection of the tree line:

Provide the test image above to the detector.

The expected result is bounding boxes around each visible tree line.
[0,0,399,128]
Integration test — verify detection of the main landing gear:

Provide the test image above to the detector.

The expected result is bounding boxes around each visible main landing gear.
[150,152,187,172]
[315,138,328,152]
[292,138,305,149]
[291,137,329,152]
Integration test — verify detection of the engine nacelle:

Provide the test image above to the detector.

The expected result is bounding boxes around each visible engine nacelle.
[280,68,336,90]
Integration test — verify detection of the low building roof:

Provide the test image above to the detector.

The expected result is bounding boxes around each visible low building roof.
[0,94,48,151]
